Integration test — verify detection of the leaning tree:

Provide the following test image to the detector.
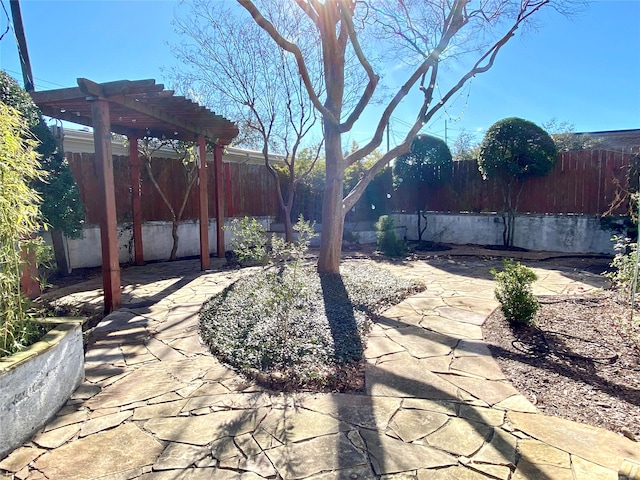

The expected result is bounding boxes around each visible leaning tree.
[236,0,582,273]
[393,134,452,241]
[477,117,557,247]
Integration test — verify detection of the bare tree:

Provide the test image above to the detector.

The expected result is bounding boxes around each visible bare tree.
[452,128,480,162]
[236,0,582,273]
[171,1,325,242]
[138,138,198,260]
[543,118,604,152]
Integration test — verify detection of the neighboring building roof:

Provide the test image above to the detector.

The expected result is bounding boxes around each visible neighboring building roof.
[575,129,640,150]
[60,127,285,165]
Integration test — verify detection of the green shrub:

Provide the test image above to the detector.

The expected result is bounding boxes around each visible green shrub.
[375,215,407,257]
[491,259,539,326]
[0,102,45,356]
[226,217,269,266]
[606,235,638,292]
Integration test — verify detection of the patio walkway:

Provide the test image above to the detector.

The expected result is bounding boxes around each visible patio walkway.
[2,255,640,480]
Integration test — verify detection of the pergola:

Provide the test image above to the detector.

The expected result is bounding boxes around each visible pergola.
[31,78,239,313]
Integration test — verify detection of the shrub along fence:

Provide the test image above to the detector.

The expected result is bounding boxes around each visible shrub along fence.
[393,149,639,216]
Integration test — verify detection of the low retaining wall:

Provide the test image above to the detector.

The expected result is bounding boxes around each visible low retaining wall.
[390,213,625,255]
[0,319,85,459]
[48,213,624,270]
[46,217,274,270]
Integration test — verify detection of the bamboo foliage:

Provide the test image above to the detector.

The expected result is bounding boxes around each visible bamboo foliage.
[0,102,44,355]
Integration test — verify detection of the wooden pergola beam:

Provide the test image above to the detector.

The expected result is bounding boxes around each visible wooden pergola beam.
[34,106,143,139]
[89,98,121,313]
[78,78,217,140]
[129,136,144,266]
[29,86,82,103]
[214,144,225,258]
[198,136,210,271]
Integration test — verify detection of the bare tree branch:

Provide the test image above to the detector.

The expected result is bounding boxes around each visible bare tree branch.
[338,1,380,133]
[237,0,335,124]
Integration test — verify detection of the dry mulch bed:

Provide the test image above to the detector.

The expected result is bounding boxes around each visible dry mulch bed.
[484,290,640,440]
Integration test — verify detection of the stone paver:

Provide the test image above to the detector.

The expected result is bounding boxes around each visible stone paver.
[32,423,163,480]
[3,255,636,480]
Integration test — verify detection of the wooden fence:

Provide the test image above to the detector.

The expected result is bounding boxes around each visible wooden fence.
[66,153,279,225]
[67,148,638,226]
[392,149,638,216]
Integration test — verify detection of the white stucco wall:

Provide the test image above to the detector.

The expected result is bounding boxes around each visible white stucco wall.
[390,212,624,255]
[50,212,621,270]
[58,217,274,269]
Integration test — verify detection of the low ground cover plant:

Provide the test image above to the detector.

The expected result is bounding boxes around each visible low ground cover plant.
[200,216,424,391]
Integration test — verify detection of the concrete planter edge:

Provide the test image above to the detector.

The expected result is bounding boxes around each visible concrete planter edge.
[0,317,85,460]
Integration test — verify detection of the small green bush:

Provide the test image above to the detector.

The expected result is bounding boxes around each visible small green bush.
[606,235,638,293]
[491,259,539,326]
[226,217,269,266]
[375,215,407,257]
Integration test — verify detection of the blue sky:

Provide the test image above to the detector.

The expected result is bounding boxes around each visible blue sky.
[1,0,638,149]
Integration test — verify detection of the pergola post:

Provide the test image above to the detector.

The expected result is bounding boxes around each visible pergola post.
[89,98,121,313]
[224,162,233,219]
[129,136,144,266]
[198,136,210,271]
[214,144,225,258]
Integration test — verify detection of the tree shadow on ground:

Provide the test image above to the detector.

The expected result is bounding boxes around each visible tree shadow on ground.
[30,262,619,480]
[487,326,640,408]
[319,272,364,364]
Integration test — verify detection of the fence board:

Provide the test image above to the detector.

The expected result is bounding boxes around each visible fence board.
[67,153,279,225]
[414,149,633,216]
[67,148,636,226]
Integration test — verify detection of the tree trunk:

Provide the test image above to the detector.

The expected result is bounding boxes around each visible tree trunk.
[283,206,294,243]
[51,229,70,276]
[501,213,509,246]
[317,126,345,273]
[170,221,179,260]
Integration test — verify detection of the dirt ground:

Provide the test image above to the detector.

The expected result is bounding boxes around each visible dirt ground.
[484,288,640,441]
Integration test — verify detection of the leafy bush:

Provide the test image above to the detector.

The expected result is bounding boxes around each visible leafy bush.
[477,117,557,247]
[226,217,269,266]
[606,235,638,292]
[1,71,84,238]
[491,259,539,326]
[0,102,45,356]
[375,215,407,257]
[227,215,316,267]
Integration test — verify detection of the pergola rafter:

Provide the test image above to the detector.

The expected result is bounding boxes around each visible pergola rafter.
[31,78,238,313]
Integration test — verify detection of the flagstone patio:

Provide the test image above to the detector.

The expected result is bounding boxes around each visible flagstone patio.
[1,254,639,480]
